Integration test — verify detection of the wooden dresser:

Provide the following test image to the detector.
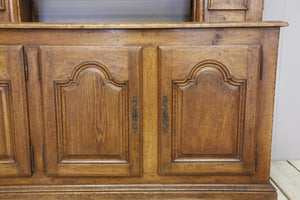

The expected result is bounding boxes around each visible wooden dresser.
[0,0,287,199]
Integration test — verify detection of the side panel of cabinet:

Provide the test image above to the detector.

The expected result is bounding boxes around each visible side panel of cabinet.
[0,45,31,177]
[40,46,142,177]
[159,45,261,175]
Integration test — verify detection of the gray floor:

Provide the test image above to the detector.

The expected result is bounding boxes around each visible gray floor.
[271,161,300,200]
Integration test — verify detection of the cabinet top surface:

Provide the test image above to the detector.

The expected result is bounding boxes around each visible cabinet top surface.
[0,22,288,29]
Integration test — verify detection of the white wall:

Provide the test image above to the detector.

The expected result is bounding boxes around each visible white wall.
[263,0,300,160]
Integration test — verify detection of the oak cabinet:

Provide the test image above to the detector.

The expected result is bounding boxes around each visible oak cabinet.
[159,45,261,175]
[0,0,287,198]
[40,46,142,177]
[0,22,286,199]
[0,45,31,177]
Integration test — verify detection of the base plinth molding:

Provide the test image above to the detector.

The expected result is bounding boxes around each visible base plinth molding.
[0,184,277,199]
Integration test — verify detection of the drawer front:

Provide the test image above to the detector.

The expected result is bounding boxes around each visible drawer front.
[0,45,31,177]
[159,45,261,175]
[40,46,142,177]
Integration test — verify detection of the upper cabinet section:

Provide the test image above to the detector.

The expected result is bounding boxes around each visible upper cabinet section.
[194,0,263,22]
[0,0,33,22]
[0,0,263,23]
[33,0,193,22]
[31,0,263,23]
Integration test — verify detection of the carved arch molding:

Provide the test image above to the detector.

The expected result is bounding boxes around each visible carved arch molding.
[172,60,247,161]
[54,62,129,164]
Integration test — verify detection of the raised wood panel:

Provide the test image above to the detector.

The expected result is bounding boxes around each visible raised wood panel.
[193,0,263,22]
[0,82,13,160]
[209,0,249,10]
[0,45,31,177]
[174,63,246,159]
[56,63,128,162]
[0,0,4,11]
[0,0,8,22]
[159,45,261,175]
[40,46,142,177]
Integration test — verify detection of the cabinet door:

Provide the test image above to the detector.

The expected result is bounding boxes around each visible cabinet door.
[40,46,142,177]
[0,45,31,177]
[159,45,261,175]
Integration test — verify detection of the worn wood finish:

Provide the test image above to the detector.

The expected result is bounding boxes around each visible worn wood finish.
[0,0,4,11]
[0,45,31,177]
[0,21,288,29]
[0,0,264,23]
[0,0,32,22]
[0,26,280,183]
[0,184,277,200]
[0,22,283,199]
[159,45,260,175]
[40,46,142,177]
[193,0,264,22]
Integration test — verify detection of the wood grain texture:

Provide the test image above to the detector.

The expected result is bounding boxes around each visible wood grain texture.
[0,82,13,159]
[0,25,283,200]
[0,45,31,177]
[271,161,300,200]
[193,0,264,22]
[159,45,261,175]
[209,0,249,10]
[0,0,8,22]
[0,0,32,22]
[40,46,142,177]
[0,27,281,185]
[254,28,281,183]
[0,21,289,29]
[0,0,286,199]
[0,0,267,23]
[0,184,277,200]
[0,0,4,11]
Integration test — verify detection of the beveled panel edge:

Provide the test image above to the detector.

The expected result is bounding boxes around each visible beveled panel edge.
[0,81,14,162]
[54,63,129,163]
[172,61,246,160]
[208,0,249,10]
[0,21,288,29]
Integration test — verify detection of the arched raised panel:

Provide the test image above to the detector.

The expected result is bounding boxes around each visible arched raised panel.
[0,0,4,11]
[54,64,128,163]
[159,45,261,175]
[40,46,142,177]
[0,45,31,177]
[0,82,13,161]
[172,63,246,161]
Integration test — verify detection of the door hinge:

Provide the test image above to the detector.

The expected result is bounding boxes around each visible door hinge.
[260,50,264,80]
[255,144,258,172]
[24,50,29,81]
[42,145,46,173]
[30,145,34,174]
